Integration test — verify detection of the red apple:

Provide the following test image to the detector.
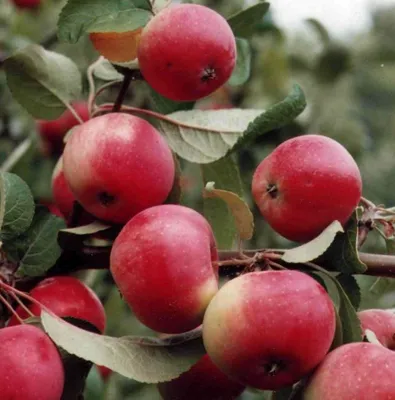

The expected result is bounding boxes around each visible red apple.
[37,101,90,151]
[63,113,175,224]
[203,270,336,390]
[12,0,41,9]
[157,354,245,400]
[8,276,106,333]
[303,343,395,399]
[39,200,64,219]
[137,4,236,101]
[52,156,76,220]
[358,309,395,350]
[110,204,218,333]
[252,134,362,242]
[0,324,64,399]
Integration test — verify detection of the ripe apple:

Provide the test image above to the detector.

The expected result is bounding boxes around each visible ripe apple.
[12,0,41,9]
[89,28,143,63]
[37,101,90,152]
[0,324,64,399]
[63,113,175,224]
[137,4,236,101]
[8,276,106,333]
[39,200,64,219]
[157,354,245,400]
[203,270,336,390]
[110,204,218,333]
[52,156,76,220]
[303,343,395,399]
[252,134,362,242]
[358,309,395,349]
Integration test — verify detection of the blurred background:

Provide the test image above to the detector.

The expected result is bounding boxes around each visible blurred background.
[2,0,395,398]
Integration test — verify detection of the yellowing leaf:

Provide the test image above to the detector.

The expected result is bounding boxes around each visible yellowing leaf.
[203,182,254,240]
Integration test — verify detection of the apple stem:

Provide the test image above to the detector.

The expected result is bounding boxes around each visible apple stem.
[0,290,24,325]
[265,362,282,376]
[8,291,35,318]
[112,69,143,113]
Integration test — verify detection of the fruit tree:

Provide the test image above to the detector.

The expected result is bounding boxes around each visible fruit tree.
[1,0,395,399]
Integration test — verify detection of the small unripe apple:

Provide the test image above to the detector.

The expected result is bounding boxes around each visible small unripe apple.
[137,4,236,101]
[8,276,106,333]
[303,343,395,399]
[12,0,41,9]
[110,204,218,333]
[252,134,362,242]
[157,354,245,400]
[203,270,336,390]
[89,28,143,63]
[63,113,175,224]
[37,101,90,152]
[0,325,64,399]
[52,156,76,219]
[358,309,395,349]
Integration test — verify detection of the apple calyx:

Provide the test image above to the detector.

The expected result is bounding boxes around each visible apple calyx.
[97,191,116,207]
[266,184,278,199]
[264,361,284,376]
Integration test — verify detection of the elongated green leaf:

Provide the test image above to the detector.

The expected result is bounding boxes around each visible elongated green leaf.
[231,84,306,153]
[228,2,270,38]
[282,221,343,264]
[3,206,66,277]
[0,172,34,241]
[228,38,251,86]
[42,311,205,384]
[202,157,244,249]
[58,0,153,43]
[147,85,195,114]
[5,45,82,119]
[337,273,361,310]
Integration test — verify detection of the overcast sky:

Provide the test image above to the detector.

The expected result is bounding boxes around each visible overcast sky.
[266,0,395,39]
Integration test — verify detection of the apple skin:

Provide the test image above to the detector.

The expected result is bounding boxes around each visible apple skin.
[12,0,41,9]
[203,270,336,391]
[358,309,395,350]
[52,156,76,220]
[63,113,175,224]
[252,134,362,242]
[89,28,142,63]
[97,365,112,381]
[110,204,219,333]
[137,4,236,101]
[0,325,64,399]
[37,101,90,152]
[157,354,245,400]
[303,343,395,399]
[8,276,106,333]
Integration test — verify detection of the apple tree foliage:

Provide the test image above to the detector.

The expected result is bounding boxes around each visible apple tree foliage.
[1,0,395,399]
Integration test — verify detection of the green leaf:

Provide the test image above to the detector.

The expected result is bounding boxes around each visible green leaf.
[60,222,111,236]
[4,45,82,119]
[228,2,270,38]
[3,206,66,278]
[310,268,362,344]
[228,38,251,86]
[0,172,34,241]
[282,221,343,264]
[41,311,206,384]
[337,274,361,311]
[231,84,307,153]
[147,85,195,114]
[203,182,254,240]
[271,387,293,400]
[164,154,182,205]
[58,0,153,43]
[201,157,243,249]
[357,276,395,310]
[93,58,123,81]
[318,212,367,274]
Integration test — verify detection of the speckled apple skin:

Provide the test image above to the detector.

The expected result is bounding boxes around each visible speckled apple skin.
[0,325,64,399]
[110,204,219,334]
[138,4,236,101]
[63,113,175,224]
[203,270,336,390]
[304,343,395,399]
[252,134,362,243]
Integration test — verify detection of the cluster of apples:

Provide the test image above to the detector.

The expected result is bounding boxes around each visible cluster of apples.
[1,276,106,399]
